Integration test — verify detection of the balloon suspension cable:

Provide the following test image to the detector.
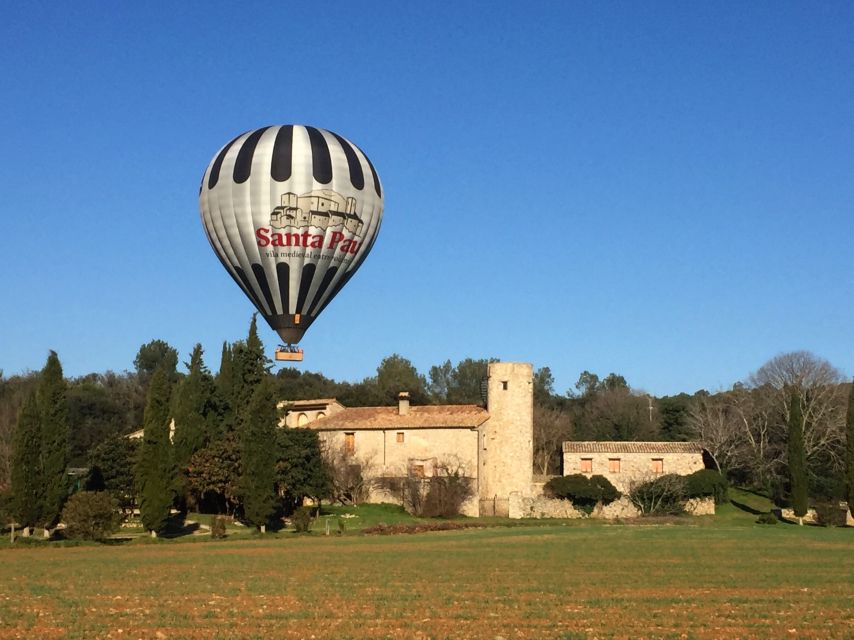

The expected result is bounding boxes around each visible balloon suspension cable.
[275,344,304,362]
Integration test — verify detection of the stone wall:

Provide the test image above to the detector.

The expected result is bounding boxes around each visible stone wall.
[684,496,715,515]
[509,494,714,519]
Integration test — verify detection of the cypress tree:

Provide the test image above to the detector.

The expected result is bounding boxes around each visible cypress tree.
[240,377,278,531]
[173,344,215,469]
[846,379,854,519]
[135,366,175,535]
[215,341,234,434]
[10,391,42,531]
[232,315,269,428]
[787,391,808,524]
[37,351,69,532]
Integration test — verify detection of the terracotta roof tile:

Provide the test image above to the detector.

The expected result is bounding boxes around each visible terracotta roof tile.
[562,441,704,454]
[306,405,489,430]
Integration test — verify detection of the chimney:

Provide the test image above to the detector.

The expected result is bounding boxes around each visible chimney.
[398,391,410,415]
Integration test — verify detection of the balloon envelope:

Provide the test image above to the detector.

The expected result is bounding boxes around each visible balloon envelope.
[199,125,383,344]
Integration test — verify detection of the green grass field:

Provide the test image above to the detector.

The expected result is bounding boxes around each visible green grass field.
[0,494,851,639]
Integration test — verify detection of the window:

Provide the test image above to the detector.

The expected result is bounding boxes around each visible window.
[580,458,593,473]
[651,458,664,473]
[502,381,509,390]
[297,412,309,427]
[344,432,355,455]
[396,432,405,443]
[411,464,425,478]
[316,412,326,420]
[608,458,621,473]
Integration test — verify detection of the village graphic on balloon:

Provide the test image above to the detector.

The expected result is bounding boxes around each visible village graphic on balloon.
[199,125,384,362]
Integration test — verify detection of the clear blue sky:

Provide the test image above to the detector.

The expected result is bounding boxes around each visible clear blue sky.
[2,2,852,396]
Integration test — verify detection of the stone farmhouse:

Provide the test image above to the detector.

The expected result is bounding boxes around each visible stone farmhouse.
[280,361,714,518]
[281,362,533,517]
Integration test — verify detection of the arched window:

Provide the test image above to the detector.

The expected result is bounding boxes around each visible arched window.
[297,412,309,427]
[316,412,326,420]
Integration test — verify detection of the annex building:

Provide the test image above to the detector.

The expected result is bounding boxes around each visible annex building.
[562,441,706,493]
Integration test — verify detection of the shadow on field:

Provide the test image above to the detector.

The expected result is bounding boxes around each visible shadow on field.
[160,516,202,539]
[730,500,763,515]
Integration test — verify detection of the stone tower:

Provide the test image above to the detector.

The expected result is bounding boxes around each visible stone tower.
[478,362,533,516]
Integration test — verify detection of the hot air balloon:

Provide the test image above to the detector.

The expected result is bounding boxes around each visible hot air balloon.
[199,125,383,361]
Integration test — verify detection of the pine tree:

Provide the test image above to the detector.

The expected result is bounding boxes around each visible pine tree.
[846,379,854,519]
[37,351,69,531]
[788,391,808,524]
[10,391,42,531]
[135,366,175,535]
[240,377,278,531]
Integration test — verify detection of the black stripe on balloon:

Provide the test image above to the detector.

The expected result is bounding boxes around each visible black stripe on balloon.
[305,127,333,184]
[329,132,364,190]
[296,263,316,312]
[365,155,381,198]
[276,262,290,312]
[312,246,371,318]
[233,127,270,184]
[354,143,382,197]
[251,263,276,315]
[270,125,294,182]
[313,273,350,319]
[234,266,267,314]
[307,266,338,316]
[207,134,242,189]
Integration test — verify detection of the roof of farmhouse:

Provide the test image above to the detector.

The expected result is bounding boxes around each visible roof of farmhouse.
[562,441,704,454]
[306,404,490,430]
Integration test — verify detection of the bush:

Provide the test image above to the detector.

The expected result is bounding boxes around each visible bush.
[210,515,227,539]
[543,474,620,514]
[376,459,476,517]
[755,512,778,525]
[629,475,686,516]
[684,469,729,504]
[813,501,844,527]
[292,506,314,533]
[61,491,121,541]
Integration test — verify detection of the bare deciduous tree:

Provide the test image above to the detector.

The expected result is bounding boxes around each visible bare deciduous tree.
[748,351,847,469]
[322,443,374,505]
[688,394,741,473]
[533,406,573,476]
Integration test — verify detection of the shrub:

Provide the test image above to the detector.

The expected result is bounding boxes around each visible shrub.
[684,469,729,504]
[755,512,778,525]
[292,505,314,533]
[210,515,227,539]
[422,465,476,517]
[61,491,121,541]
[376,458,475,517]
[629,475,686,516]
[543,474,620,514]
[813,501,843,527]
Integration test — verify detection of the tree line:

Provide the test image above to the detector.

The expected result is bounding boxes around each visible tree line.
[1,319,852,533]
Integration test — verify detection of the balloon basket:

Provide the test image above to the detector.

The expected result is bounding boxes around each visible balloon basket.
[275,346,304,362]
